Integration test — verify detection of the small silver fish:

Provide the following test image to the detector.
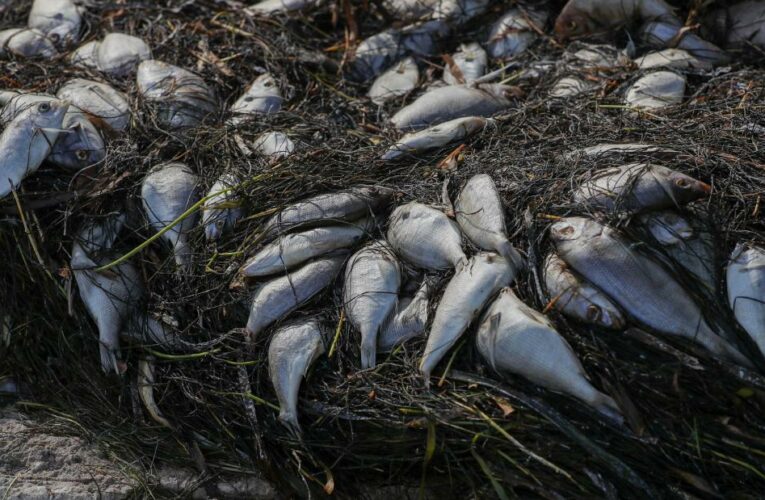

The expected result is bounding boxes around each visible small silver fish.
[47,110,105,170]
[229,73,283,124]
[377,278,432,352]
[141,163,200,272]
[486,8,548,60]
[573,163,711,213]
[268,318,326,434]
[368,57,419,106]
[69,39,100,69]
[351,30,404,82]
[0,99,69,199]
[443,42,487,85]
[246,254,346,339]
[0,28,57,58]
[391,84,511,131]
[57,78,130,131]
[202,173,243,241]
[727,244,765,359]
[400,19,449,57]
[28,0,82,47]
[420,252,513,383]
[543,253,625,329]
[252,131,295,158]
[454,173,524,271]
[625,70,686,111]
[387,202,466,271]
[476,288,622,419]
[242,221,369,277]
[640,21,729,66]
[634,49,708,70]
[382,116,486,161]
[247,0,323,15]
[97,33,151,76]
[344,241,402,369]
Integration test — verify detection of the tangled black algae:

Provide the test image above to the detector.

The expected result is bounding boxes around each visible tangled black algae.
[1,0,765,498]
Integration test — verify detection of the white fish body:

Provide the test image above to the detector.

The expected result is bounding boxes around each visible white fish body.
[382,116,486,160]
[202,173,243,241]
[230,73,282,124]
[727,244,765,359]
[28,0,82,46]
[70,40,100,69]
[97,33,151,76]
[247,0,322,15]
[57,78,131,131]
[368,57,419,106]
[387,202,466,270]
[252,131,294,158]
[487,8,548,60]
[625,70,686,111]
[635,49,707,70]
[0,28,57,58]
[351,30,404,81]
[378,278,432,352]
[443,42,487,85]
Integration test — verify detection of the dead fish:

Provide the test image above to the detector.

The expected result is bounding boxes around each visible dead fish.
[400,19,449,57]
[455,174,524,272]
[344,241,402,369]
[0,99,69,199]
[247,0,322,15]
[420,252,513,383]
[487,8,548,60]
[543,253,625,329]
[625,70,686,111]
[476,288,622,419]
[377,278,432,352]
[443,42,487,85]
[639,21,730,66]
[573,163,710,213]
[252,131,295,158]
[554,0,678,41]
[351,30,403,82]
[727,244,765,359]
[261,185,394,241]
[229,73,282,124]
[47,110,105,170]
[0,92,55,124]
[69,39,100,69]
[97,33,151,76]
[549,76,598,98]
[137,60,218,128]
[566,41,625,68]
[550,217,751,366]
[57,78,130,131]
[387,202,466,271]
[246,254,346,339]
[138,357,173,429]
[634,48,708,70]
[703,1,765,51]
[0,28,57,58]
[72,216,144,374]
[242,221,369,277]
[28,0,82,46]
[141,163,200,272]
[202,173,243,241]
[268,318,326,434]
[562,142,679,161]
[391,84,511,131]
[382,116,487,160]
[368,57,419,106]
[382,0,487,24]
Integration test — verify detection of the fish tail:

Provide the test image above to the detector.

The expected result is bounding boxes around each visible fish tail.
[99,344,120,375]
[592,392,624,425]
[173,238,193,273]
[699,330,754,368]
[279,410,302,436]
[360,334,377,370]
[498,239,526,275]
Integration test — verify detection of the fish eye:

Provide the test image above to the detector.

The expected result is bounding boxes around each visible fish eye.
[568,20,578,30]
[675,178,689,188]
[586,305,600,321]
[244,96,254,102]
[37,102,51,113]
[76,150,89,160]
[49,33,60,42]
[558,225,574,236]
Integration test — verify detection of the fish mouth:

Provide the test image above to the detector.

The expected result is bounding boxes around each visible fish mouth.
[697,181,712,194]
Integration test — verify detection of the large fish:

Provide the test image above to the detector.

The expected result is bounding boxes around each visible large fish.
[727,244,765,359]
[242,221,369,277]
[141,163,200,272]
[229,73,282,124]
[382,116,487,161]
[476,288,622,419]
[391,84,512,131]
[97,33,151,76]
[57,78,131,132]
[573,163,710,212]
[543,253,625,329]
[368,57,419,106]
[202,173,243,241]
[268,318,326,434]
[387,202,466,271]
[28,0,82,46]
[443,42,487,85]
[550,217,751,366]
[343,241,402,369]
[625,70,686,111]
[486,8,548,60]
[554,0,678,41]
[377,278,433,352]
[0,28,57,58]
[420,252,513,383]
[260,185,394,240]
[0,99,69,199]
[246,254,346,339]
[454,173,524,271]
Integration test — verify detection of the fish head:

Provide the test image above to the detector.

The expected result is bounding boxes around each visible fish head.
[549,217,602,244]
[554,3,597,41]
[49,113,105,169]
[26,99,70,129]
[659,168,711,205]
[643,211,694,245]
[581,294,626,330]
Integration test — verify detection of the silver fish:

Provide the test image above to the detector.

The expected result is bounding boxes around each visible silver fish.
[476,288,622,419]
[554,0,678,41]
[543,253,625,329]
[268,318,326,434]
[0,99,69,199]
[246,254,346,339]
[727,244,765,359]
[382,116,486,161]
[391,84,511,131]
[382,0,487,24]
[69,40,100,69]
[454,173,524,271]
[72,216,144,374]
[634,49,708,70]
[378,278,432,352]
[486,8,548,60]
[137,60,217,129]
[351,30,404,82]
[229,73,282,124]
[387,202,466,271]
[202,173,243,241]
[625,70,686,111]
[260,185,394,240]
[252,131,295,158]
[242,221,369,277]
[137,357,173,429]
[141,163,200,272]
[0,28,57,58]
[443,42,487,85]
[550,217,751,366]
[47,110,105,170]
[247,0,323,15]
[97,33,151,76]
[573,163,711,212]
[640,21,729,66]
[420,252,513,383]
[368,57,419,106]
[703,1,765,50]
[344,241,402,369]
[562,142,680,161]
[28,0,82,46]
[0,92,55,124]
[57,78,130,131]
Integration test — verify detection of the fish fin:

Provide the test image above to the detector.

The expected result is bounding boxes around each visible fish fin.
[279,411,302,436]
[100,344,120,375]
[487,313,501,372]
